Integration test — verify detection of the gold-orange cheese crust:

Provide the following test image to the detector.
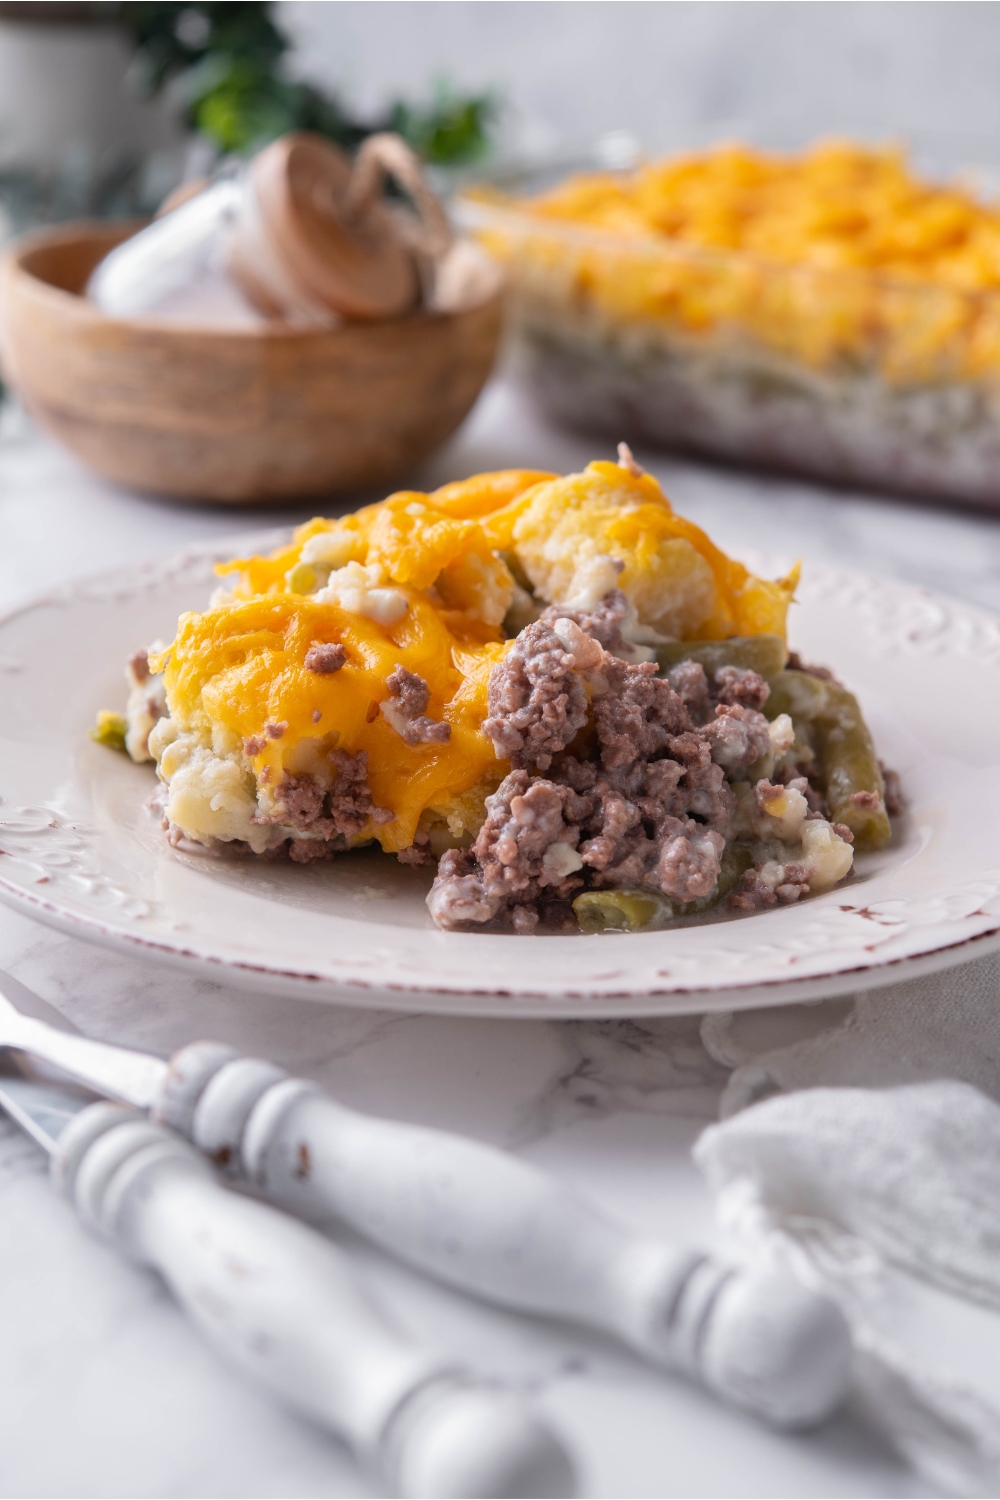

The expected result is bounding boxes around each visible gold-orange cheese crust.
[480,140,1000,382]
[150,464,797,855]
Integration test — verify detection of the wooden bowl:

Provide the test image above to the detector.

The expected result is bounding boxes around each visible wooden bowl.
[0,222,503,504]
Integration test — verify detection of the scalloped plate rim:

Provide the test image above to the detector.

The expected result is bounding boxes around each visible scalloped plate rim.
[2,868,999,1018]
[1,533,999,1018]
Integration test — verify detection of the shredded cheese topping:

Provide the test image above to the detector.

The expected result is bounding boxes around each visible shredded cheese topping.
[482,139,1000,382]
[150,463,797,855]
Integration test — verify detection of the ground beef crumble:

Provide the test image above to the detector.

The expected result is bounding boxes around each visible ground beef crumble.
[382,666,451,746]
[538,588,633,660]
[592,659,690,767]
[429,603,762,931]
[427,847,498,928]
[397,842,437,867]
[483,620,589,771]
[702,704,772,773]
[667,660,711,722]
[785,651,838,683]
[288,838,336,865]
[128,649,150,683]
[252,747,393,859]
[667,661,770,723]
[428,770,591,932]
[881,763,904,818]
[714,665,771,712]
[305,642,346,674]
[729,861,811,911]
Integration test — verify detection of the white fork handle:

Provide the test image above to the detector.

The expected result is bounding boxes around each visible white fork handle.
[54,1102,573,1499]
[157,1046,853,1429]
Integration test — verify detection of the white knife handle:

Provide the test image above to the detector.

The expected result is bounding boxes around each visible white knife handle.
[54,1103,574,1499]
[157,1047,852,1428]
[158,1044,690,1350]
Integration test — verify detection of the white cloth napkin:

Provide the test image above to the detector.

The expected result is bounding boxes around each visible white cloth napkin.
[693,953,1000,1497]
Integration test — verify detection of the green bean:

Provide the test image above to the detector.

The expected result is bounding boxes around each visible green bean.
[712,841,756,902]
[762,670,890,848]
[656,634,788,680]
[89,710,128,753]
[813,684,891,851]
[573,843,755,932]
[762,669,830,723]
[285,562,320,595]
[499,550,536,596]
[573,887,669,933]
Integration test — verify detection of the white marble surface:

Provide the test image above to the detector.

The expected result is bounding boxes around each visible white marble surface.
[4,378,991,1497]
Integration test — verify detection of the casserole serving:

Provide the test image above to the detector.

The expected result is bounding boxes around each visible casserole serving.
[95,453,894,935]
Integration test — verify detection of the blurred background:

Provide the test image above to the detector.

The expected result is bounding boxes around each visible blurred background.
[286,1,1000,160]
[1,0,998,235]
[6,1,1000,547]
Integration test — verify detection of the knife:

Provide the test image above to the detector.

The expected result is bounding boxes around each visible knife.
[0,969,852,1428]
[0,1063,573,1499]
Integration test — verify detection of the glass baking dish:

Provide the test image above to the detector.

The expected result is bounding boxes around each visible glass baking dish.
[456,146,1000,506]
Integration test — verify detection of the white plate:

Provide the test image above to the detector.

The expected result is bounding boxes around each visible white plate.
[1,536,999,1018]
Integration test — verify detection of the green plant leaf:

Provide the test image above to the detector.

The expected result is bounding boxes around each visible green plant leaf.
[118,2,497,162]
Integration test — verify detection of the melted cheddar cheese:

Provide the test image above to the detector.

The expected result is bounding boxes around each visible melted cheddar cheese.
[506,461,797,640]
[220,470,556,605]
[152,592,504,851]
[148,463,796,857]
